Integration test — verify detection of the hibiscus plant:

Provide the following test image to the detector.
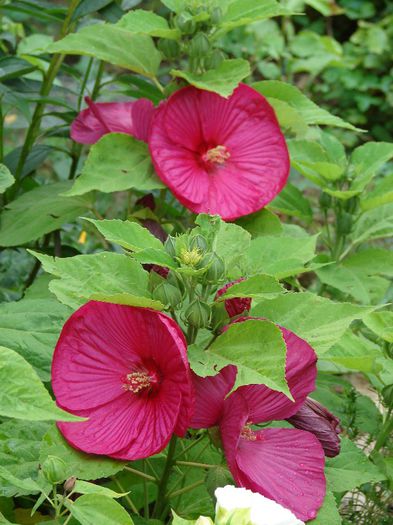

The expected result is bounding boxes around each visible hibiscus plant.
[0,1,392,525]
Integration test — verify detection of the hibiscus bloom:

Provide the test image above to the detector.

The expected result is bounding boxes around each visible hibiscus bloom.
[190,318,327,521]
[149,83,289,220]
[71,96,154,144]
[215,278,252,318]
[52,301,194,460]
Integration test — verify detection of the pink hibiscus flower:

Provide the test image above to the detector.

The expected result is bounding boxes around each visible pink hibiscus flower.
[148,83,290,220]
[52,301,194,460]
[215,278,252,318]
[190,318,328,521]
[71,96,155,144]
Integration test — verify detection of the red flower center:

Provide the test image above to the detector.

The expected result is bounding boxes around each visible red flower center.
[123,370,160,394]
[240,424,257,441]
[201,145,230,167]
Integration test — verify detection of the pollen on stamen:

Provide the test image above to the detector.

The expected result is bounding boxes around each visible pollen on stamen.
[202,145,230,166]
[123,371,151,394]
[241,424,257,441]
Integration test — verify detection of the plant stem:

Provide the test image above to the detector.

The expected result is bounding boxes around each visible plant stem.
[142,460,150,518]
[123,466,157,482]
[152,436,177,518]
[373,411,393,452]
[112,476,140,515]
[173,435,205,460]
[166,479,204,499]
[175,460,215,469]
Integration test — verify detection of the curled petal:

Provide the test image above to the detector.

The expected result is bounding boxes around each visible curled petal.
[215,278,252,318]
[287,398,341,458]
[71,97,154,144]
[190,365,237,429]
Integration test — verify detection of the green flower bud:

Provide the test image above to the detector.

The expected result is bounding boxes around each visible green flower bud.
[189,32,210,58]
[210,301,229,332]
[337,210,352,235]
[205,49,225,70]
[185,299,211,328]
[344,196,359,214]
[176,12,196,34]
[165,235,177,257]
[157,38,180,59]
[42,456,67,485]
[319,192,332,210]
[152,281,182,307]
[201,252,225,282]
[210,6,223,25]
[180,247,203,267]
[190,234,208,252]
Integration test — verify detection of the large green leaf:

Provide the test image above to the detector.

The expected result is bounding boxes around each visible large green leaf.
[86,218,164,252]
[171,59,250,97]
[0,182,91,247]
[40,426,125,481]
[236,209,283,237]
[322,331,382,373]
[190,319,290,397]
[0,345,81,422]
[349,142,393,189]
[0,164,14,194]
[252,292,375,354]
[65,494,134,525]
[220,274,284,299]
[0,298,71,381]
[269,182,313,222]
[351,203,393,245]
[253,80,362,132]
[310,490,341,524]
[246,234,318,278]
[30,251,153,310]
[0,420,49,497]
[65,134,164,196]
[47,24,161,78]
[117,10,180,39]
[220,0,290,30]
[363,311,393,343]
[73,480,128,499]
[361,173,393,211]
[325,438,385,492]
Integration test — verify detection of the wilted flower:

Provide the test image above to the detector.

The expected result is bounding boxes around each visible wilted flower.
[71,96,154,144]
[215,278,251,318]
[52,301,194,460]
[149,84,289,220]
[190,318,327,521]
[287,397,341,457]
[215,485,305,525]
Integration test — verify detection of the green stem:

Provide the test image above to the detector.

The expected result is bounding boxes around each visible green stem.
[373,411,393,452]
[112,476,140,515]
[142,460,149,518]
[123,466,157,482]
[175,460,215,469]
[173,435,205,460]
[166,479,204,499]
[152,436,178,518]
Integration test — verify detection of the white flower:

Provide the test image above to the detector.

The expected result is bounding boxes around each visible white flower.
[214,485,305,525]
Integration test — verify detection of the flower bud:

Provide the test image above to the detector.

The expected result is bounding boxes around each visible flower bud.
[344,195,359,214]
[319,192,332,210]
[210,6,223,25]
[189,32,210,58]
[157,38,180,59]
[201,252,225,282]
[136,193,155,210]
[205,49,225,70]
[152,281,182,307]
[42,456,67,485]
[287,398,341,457]
[190,234,208,252]
[215,278,251,318]
[180,247,203,267]
[185,299,211,328]
[175,11,196,34]
[64,476,76,493]
[337,210,352,235]
[382,384,393,408]
[164,235,177,257]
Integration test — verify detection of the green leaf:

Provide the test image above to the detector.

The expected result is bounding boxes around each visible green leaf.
[351,203,393,245]
[171,512,197,525]
[74,480,128,499]
[190,319,291,397]
[0,164,14,193]
[0,298,71,381]
[40,426,125,481]
[220,274,284,299]
[349,142,393,188]
[251,292,375,354]
[0,182,91,247]
[117,10,180,39]
[132,249,177,270]
[237,209,283,237]
[322,331,382,373]
[212,220,251,273]
[269,182,313,222]
[253,80,362,132]
[310,489,341,524]
[363,311,393,343]
[47,24,161,78]
[65,134,164,196]
[325,438,385,492]
[65,494,134,525]
[0,466,41,497]
[361,173,393,211]
[86,218,164,252]
[171,59,250,97]
[246,234,318,278]
[30,251,152,310]
[0,345,81,422]
[0,420,49,497]
[220,0,290,31]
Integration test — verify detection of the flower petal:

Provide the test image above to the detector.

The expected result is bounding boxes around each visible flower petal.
[234,428,326,522]
[190,365,237,429]
[71,97,154,144]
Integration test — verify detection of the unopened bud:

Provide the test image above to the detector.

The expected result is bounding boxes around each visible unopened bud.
[319,192,332,210]
[210,6,223,25]
[190,234,208,252]
[152,281,182,307]
[201,252,225,282]
[205,49,225,70]
[42,456,67,485]
[176,12,196,34]
[287,397,341,457]
[337,210,352,235]
[157,38,180,59]
[164,235,177,257]
[64,476,76,493]
[344,196,359,214]
[189,32,210,58]
[185,299,211,328]
[180,247,203,267]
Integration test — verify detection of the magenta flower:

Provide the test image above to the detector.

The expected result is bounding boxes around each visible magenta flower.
[52,301,194,460]
[287,398,341,458]
[149,84,290,221]
[215,278,252,318]
[190,318,327,521]
[71,97,154,144]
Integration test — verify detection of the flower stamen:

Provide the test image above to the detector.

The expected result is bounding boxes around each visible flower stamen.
[124,371,152,394]
[240,424,257,441]
[202,145,230,166]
